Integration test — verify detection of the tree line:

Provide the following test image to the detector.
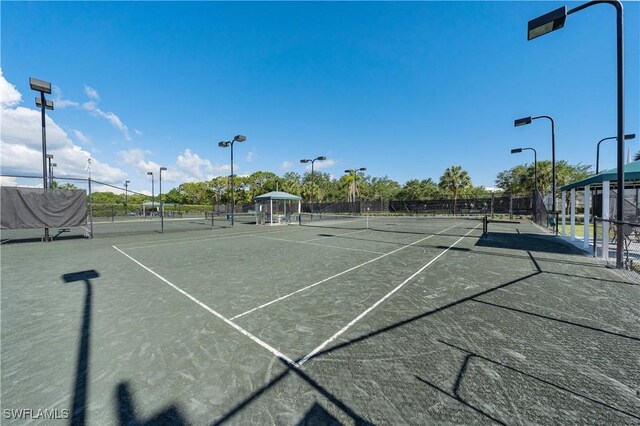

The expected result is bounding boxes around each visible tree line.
[84,162,591,206]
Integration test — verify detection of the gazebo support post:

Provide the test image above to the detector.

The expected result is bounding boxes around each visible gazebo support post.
[602,181,610,259]
[270,199,273,225]
[570,189,576,241]
[561,191,566,236]
[584,185,591,249]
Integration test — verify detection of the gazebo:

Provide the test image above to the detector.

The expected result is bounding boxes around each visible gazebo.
[559,160,640,257]
[254,191,302,225]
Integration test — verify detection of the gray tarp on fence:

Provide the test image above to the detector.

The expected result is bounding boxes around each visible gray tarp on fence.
[1,187,87,229]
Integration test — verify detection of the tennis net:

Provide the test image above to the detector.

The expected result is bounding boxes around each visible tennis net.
[298,213,487,236]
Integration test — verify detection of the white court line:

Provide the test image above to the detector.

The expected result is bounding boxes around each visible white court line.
[119,226,300,250]
[251,234,386,255]
[298,224,480,366]
[230,223,462,320]
[112,245,300,368]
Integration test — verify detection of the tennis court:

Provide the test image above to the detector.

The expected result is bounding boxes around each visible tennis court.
[1,216,639,424]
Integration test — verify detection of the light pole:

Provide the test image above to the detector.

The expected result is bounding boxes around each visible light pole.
[526,1,626,268]
[515,115,556,214]
[159,167,167,232]
[344,168,367,204]
[596,134,636,174]
[31,77,54,241]
[510,148,538,193]
[46,154,54,188]
[51,163,57,188]
[147,171,154,216]
[124,180,130,213]
[218,134,246,226]
[512,147,538,219]
[300,156,326,212]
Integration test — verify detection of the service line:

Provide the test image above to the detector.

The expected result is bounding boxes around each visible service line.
[112,245,300,368]
[251,234,386,255]
[298,224,480,366]
[230,223,463,320]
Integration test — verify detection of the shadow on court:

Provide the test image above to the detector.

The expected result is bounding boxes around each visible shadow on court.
[116,382,188,426]
[209,237,639,424]
[62,269,100,426]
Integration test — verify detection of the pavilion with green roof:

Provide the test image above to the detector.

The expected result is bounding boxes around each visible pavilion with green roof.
[254,191,302,225]
[559,160,640,258]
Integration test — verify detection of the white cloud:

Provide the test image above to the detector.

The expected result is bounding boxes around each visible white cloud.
[0,73,127,184]
[83,101,131,140]
[84,85,100,100]
[0,69,21,107]
[72,129,91,145]
[280,161,293,170]
[245,151,254,162]
[134,129,143,136]
[119,148,230,184]
[52,85,79,109]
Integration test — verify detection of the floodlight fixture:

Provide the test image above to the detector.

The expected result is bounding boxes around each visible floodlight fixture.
[29,77,52,94]
[233,135,246,142]
[35,97,54,110]
[218,141,230,148]
[527,6,567,40]
[46,154,54,159]
[514,117,532,127]
[510,148,523,154]
[300,159,311,163]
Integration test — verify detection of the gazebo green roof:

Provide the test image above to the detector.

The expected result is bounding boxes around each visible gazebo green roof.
[254,191,302,201]
[560,161,640,192]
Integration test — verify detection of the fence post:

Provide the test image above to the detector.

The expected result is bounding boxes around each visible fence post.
[509,196,513,220]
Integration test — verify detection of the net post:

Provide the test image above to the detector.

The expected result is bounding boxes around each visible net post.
[484,215,487,237]
[88,178,94,238]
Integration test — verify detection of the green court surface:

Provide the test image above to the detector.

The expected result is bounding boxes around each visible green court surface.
[1,218,639,425]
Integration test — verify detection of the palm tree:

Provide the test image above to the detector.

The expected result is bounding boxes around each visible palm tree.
[439,166,472,215]
[634,151,640,162]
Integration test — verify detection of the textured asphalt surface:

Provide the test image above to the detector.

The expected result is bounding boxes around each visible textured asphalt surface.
[1,219,638,425]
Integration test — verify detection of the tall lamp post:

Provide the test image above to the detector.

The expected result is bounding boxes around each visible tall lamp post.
[514,115,556,214]
[218,134,246,226]
[511,147,538,218]
[526,0,626,268]
[31,77,54,242]
[124,180,130,213]
[300,156,326,212]
[344,168,367,204]
[159,167,167,232]
[46,154,54,188]
[511,148,538,193]
[596,134,636,174]
[51,162,57,187]
[147,171,154,216]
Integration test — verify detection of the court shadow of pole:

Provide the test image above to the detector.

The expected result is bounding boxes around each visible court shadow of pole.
[62,269,100,426]
[116,382,188,425]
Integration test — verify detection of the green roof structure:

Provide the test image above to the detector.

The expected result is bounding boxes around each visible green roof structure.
[560,161,640,192]
[254,191,302,201]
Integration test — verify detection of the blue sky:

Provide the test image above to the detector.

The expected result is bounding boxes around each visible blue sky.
[1,1,638,194]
